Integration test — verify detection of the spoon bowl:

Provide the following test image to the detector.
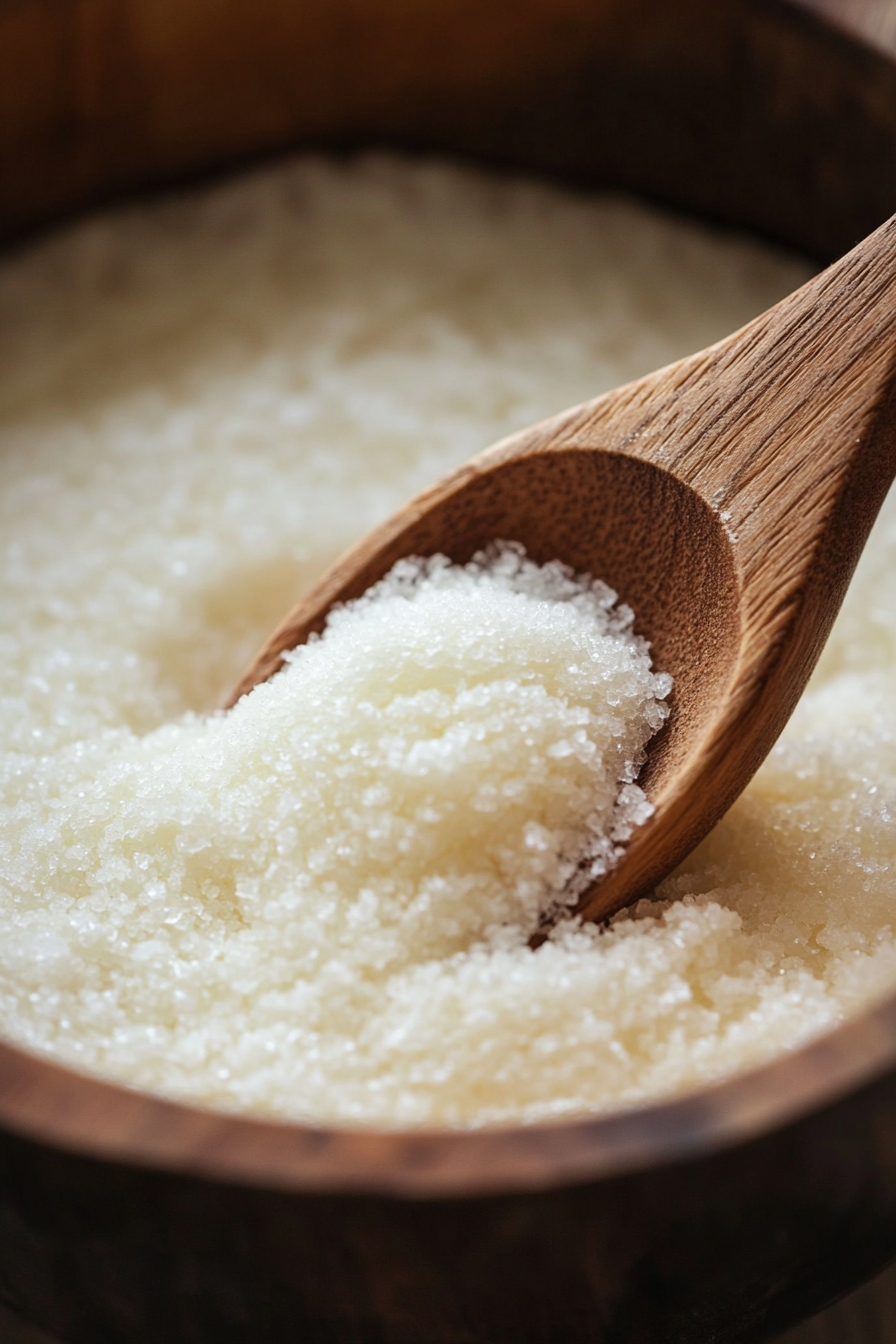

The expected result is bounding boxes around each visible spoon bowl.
[229,214,896,920]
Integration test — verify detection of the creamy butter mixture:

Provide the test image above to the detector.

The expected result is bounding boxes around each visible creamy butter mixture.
[2,154,892,1128]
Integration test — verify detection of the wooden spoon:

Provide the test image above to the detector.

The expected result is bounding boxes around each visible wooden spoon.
[226,214,896,925]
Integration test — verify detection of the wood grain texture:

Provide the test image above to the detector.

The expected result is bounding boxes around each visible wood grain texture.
[229,212,896,923]
[4,0,896,262]
[1,0,896,1341]
[6,1048,896,1344]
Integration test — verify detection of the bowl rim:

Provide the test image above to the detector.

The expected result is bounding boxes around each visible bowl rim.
[1,978,895,1198]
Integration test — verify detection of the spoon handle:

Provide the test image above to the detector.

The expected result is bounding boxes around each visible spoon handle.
[546,212,896,745]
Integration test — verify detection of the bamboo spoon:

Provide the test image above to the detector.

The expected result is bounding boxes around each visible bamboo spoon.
[227,214,896,925]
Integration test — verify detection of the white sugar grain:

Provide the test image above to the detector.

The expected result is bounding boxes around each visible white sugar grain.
[4,154,890,1129]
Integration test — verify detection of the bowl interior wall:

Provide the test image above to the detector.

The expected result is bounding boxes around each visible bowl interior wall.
[2,0,896,260]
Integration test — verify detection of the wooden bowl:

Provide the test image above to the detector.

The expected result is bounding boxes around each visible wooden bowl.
[3,2,896,1340]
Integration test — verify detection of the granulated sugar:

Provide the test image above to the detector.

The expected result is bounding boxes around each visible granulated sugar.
[4,153,890,1128]
[0,545,667,1121]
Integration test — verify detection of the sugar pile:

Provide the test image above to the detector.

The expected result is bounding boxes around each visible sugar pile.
[4,153,890,1128]
[0,545,668,1120]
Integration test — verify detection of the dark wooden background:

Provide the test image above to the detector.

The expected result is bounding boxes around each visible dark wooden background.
[0,1254,895,1341]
